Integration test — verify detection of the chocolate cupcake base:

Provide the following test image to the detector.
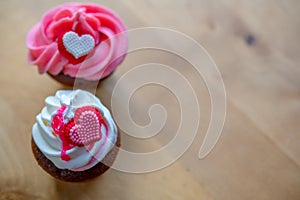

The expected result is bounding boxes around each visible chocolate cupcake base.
[48,72,102,88]
[31,131,120,182]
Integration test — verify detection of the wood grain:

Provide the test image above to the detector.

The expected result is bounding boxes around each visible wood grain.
[0,0,299,199]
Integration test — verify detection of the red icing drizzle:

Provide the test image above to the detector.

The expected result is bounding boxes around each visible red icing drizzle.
[51,105,107,162]
[55,11,99,65]
[51,105,71,161]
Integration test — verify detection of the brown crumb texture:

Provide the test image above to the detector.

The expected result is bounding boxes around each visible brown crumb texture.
[48,72,112,88]
[31,131,120,182]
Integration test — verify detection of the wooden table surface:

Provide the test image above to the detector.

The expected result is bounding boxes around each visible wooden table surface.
[1,0,300,199]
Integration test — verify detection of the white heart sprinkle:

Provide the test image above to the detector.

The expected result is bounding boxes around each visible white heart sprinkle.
[62,31,95,59]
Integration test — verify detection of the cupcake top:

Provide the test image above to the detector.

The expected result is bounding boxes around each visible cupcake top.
[26,3,128,81]
[32,90,118,171]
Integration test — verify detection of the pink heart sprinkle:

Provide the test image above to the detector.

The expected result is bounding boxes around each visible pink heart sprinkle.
[69,110,101,146]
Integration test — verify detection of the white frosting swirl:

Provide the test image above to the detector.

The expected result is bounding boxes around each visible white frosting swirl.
[32,90,117,171]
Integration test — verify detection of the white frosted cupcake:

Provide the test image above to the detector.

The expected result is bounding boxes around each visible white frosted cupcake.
[31,90,120,182]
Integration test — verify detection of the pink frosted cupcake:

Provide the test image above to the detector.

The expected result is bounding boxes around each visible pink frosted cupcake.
[26,3,128,87]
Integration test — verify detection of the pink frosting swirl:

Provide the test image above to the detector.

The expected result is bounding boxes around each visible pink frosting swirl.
[26,3,128,80]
